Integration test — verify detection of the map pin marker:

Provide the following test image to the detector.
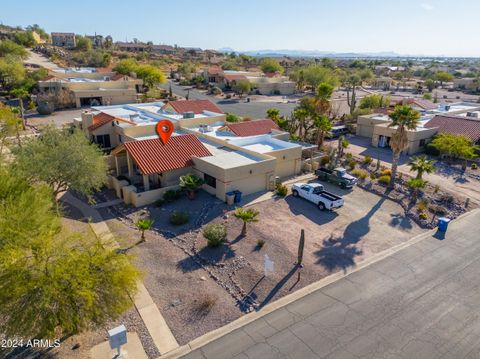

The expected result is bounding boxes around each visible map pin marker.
[156,119,174,145]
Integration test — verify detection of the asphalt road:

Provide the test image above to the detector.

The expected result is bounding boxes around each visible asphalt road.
[181,209,480,359]
[160,81,298,118]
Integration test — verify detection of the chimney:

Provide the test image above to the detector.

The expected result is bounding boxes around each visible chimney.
[81,111,94,134]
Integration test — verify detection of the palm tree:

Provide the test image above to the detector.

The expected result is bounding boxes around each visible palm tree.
[314,115,332,150]
[136,218,154,243]
[234,207,259,236]
[388,105,420,188]
[408,155,435,180]
[407,178,427,203]
[179,173,204,199]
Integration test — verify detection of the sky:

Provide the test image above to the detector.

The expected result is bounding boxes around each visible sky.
[2,0,480,57]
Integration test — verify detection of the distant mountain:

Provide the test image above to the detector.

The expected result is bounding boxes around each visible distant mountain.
[217,48,419,58]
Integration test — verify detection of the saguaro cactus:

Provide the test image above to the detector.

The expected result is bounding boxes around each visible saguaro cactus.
[297,229,305,266]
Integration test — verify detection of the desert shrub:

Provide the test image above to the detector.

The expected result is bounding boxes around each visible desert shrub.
[380,169,392,176]
[225,112,240,123]
[419,213,428,220]
[429,204,447,216]
[472,163,478,170]
[440,194,454,204]
[425,143,440,156]
[192,293,217,316]
[348,159,356,171]
[363,155,373,165]
[320,156,330,166]
[351,168,368,180]
[203,223,227,248]
[345,153,353,162]
[163,189,182,203]
[155,199,165,207]
[370,172,377,180]
[417,198,429,212]
[256,239,265,249]
[378,175,391,185]
[276,183,288,197]
[169,211,189,226]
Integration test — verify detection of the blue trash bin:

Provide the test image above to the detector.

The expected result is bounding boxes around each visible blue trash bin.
[438,217,451,232]
[233,190,242,203]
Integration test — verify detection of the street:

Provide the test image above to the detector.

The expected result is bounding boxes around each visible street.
[179,209,480,359]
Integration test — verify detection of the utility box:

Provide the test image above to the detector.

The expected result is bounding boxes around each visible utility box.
[108,324,127,354]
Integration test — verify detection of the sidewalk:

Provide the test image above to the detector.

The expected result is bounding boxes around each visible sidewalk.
[60,192,179,357]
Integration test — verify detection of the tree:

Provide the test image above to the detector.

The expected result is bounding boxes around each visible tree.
[314,115,332,149]
[407,178,427,202]
[298,64,338,88]
[225,112,240,123]
[179,173,204,199]
[0,104,23,153]
[0,39,28,59]
[424,78,435,92]
[266,108,280,123]
[0,168,140,338]
[359,94,390,109]
[13,127,107,198]
[113,58,138,75]
[135,64,166,89]
[335,135,349,165]
[75,36,93,51]
[435,71,454,88]
[135,218,154,243]
[292,108,308,140]
[408,155,435,180]
[0,55,26,91]
[430,133,478,170]
[343,70,373,115]
[233,79,251,97]
[388,105,421,188]
[234,207,259,236]
[260,58,284,74]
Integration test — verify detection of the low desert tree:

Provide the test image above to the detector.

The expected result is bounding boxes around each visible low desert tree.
[13,126,107,199]
[260,58,284,74]
[388,105,421,188]
[0,103,23,153]
[135,218,154,243]
[266,108,280,123]
[0,234,140,338]
[408,155,436,180]
[179,173,204,199]
[234,207,259,236]
[113,58,138,75]
[75,36,93,51]
[407,178,427,202]
[430,133,478,170]
[225,112,240,123]
[0,39,28,59]
[233,79,251,97]
[135,64,166,89]
[435,71,454,88]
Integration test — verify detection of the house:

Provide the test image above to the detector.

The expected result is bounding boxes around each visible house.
[393,98,437,112]
[75,100,307,206]
[38,68,143,108]
[86,34,105,48]
[453,78,480,92]
[424,115,480,144]
[51,32,76,47]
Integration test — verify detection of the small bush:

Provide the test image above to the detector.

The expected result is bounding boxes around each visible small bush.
[163,189,182,203]
[440,194,454,204]
[351,168,368,180]
[256,239,265,249]
[419,213,428,220]
[345,153,353,162]
[193,293,217,316]
[363,155,373,165]
[417,198,429,212]
[203,223,227,248]
[319,156,330,166]
[155,199,165,207]
[370,172,377,180]
[429,204,447,216]
[276,183,288,197]
[380,169,392,177]
[169,211,189,226]
[225,112,240,123]
[378,175,391,185]
[471,163,478,170]
[348,159,356,170]
[425,143,440,156]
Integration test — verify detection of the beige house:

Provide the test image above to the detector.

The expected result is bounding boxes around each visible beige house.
[39,69,143,108]
[453,78,480,91]
[51,32,76,47]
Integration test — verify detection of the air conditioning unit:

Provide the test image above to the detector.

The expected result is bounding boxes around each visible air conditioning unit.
[467,112,479,118]
[198,124,212,133]
[183,111,195,119]
[444,105,451,111]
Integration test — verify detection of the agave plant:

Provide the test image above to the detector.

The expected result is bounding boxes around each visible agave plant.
[179,173,204,199]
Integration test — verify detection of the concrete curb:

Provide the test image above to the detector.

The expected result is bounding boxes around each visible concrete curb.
[159,208,480,359]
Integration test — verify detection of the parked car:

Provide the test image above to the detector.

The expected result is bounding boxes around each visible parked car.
[316,167,357,189]
[325,125,349,138]
[291,183,344,211]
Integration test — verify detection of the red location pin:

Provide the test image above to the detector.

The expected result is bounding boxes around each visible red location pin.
[156,119,174,145]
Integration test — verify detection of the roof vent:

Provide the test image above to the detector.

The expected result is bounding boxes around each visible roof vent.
[198,124,212,133]
[183,111,195,119]
[467,112,478,118]
[444,105,451,111]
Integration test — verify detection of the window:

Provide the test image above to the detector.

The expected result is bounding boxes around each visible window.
[118,134,123,143]
[204,173,216,188]
[419,139,426,147]
[96,134,111,148]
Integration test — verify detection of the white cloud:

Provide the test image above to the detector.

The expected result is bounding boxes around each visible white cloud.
[420,3,434,11]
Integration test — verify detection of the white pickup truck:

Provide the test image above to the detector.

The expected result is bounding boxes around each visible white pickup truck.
[291,183,344,211]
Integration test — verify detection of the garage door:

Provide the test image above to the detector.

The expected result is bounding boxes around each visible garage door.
[276,160,296,179]
[228,174,267,196]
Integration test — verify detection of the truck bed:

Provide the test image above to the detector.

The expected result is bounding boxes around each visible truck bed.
[318,191,342,201]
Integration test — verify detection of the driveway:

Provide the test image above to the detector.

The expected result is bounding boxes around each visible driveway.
[26,108,84,129]
[24,49,63,71]
[179,209,480,359]
[336,135,480,205]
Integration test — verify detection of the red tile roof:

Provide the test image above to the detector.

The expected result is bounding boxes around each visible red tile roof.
[395,98,437,110]
[88,113,135,131]
[424,115,480,142]
[164,99,223,114]
[220,119,280,137]
[207,66,223,75]
[116,134,212,175]
[223,73,247,82]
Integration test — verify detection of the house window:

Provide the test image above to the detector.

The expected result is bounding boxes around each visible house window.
[204,173,216,188]
[96,134,111,148]
[118,134,123,143]
[419,139,426,147]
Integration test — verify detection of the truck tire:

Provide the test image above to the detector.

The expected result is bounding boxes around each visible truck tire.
[340,182,346,189]
[292,190,299,197]
[318,202,326,211]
